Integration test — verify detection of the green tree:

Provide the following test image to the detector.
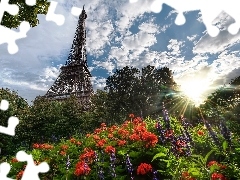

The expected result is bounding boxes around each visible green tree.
[23,95,85,146]
[0,88,30,156]
[1,0,50,28]
[104,65,177,123]
[200,75,240,125]
[91,89,110,123]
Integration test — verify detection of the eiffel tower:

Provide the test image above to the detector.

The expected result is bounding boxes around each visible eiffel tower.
[43,6,93,110]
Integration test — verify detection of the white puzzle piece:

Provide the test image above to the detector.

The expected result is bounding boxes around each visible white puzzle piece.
[130,0,240,37]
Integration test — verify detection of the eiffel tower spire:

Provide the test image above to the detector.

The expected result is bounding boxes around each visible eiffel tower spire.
[44,6,94,110]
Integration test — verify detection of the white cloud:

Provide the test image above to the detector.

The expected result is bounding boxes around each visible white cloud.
[115,0,153,32]
[167,39,184,56]
[92,60,115,75]
[194,11,240,54]
[187,34,198,42]
[138,21,159,34]
[160,24,171,32]
[2,0,240,106]
[165,9,177,20]
[91,76,106,90]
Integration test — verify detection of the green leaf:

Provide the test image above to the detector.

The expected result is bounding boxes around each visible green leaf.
[209,164,220,173]
[152,152,166,162]
[191,154,205,166]
[204,150,215,164]
[188,168,200,176]
[129,151,141,158]
[117,149,128,156]
[222,141,228,151]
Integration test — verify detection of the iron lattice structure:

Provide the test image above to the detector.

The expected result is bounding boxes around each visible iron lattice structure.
[44,6,93,110]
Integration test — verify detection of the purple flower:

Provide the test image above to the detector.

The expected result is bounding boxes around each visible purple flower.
[204,120,220,146]
[162,102,170,129]
[220,120,231,147]
[110,151,116,178]
[156,120,165,143]
[126,154,134,180]
[170,135,191,157]
[94,151,105,179]
[66,155,70,170]
[152,169,158,180]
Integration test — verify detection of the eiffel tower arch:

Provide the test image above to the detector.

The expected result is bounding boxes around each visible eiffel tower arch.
[43,6,94,111]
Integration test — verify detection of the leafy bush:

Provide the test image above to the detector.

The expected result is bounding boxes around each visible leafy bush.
[5,105,240,180]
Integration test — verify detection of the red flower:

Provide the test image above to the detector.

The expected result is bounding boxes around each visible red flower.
[176,140,186,147]
[76,141,82,145]
[165,129,174,138]
[101,122,106,127]
[61,145,69,150]
[96,139,107,147]
[80,148,95,163]
[118,129,129,139]
[137,163,152,175]
[117,140,126,146]
[11,158,18,163]
[197,130,204,136]
[32,143,39,149]
[94,128,102,134]
[42,143,54,149]
[60,151,66,156]
[211,172,226,180]
[70,137,77,144]
[220,164,227,169]
[133,117,142,124]
[129,133,141,141]
[129,114,134,118]
[32,143,53,150]
[93,135,100,140]
[105,146,115,154]
[207,161,219,167]
[74,161,91,176]
[182,171,189,177]
[181,171,196,180]
[141,131,158,148]
[207,161,227,170]
[108,125,118,133]
[134,125,147,134]
[108,133,113,138]
[16,170,24,180]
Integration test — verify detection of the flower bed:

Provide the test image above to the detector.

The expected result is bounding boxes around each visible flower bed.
[6,105,240,179]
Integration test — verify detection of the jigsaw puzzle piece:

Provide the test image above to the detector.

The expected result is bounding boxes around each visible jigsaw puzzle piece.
[129,0,138,3]
[0,116,19,136]
[0,21,30,54]
[46,1,65,26]
[16,151,49,180]
[0,99,19,136]
[150,0,164,13]
[200,7,221,37]
[223,1,240,35]
[0,99,9,111]
[0,162,14,180]
[0,0,19,22]
[25,0,36,6]
[71,7,82,16]
[151,0,221,36]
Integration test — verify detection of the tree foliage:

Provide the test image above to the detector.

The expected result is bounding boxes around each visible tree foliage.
[1,0,50,28]
[200,75,240,125]
[103,65,177,122]
[0,88,29,156]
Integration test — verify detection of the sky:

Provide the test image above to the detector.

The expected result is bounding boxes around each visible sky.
[1,0,240,106]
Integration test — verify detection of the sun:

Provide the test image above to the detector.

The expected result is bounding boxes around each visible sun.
[179,78,210,106]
